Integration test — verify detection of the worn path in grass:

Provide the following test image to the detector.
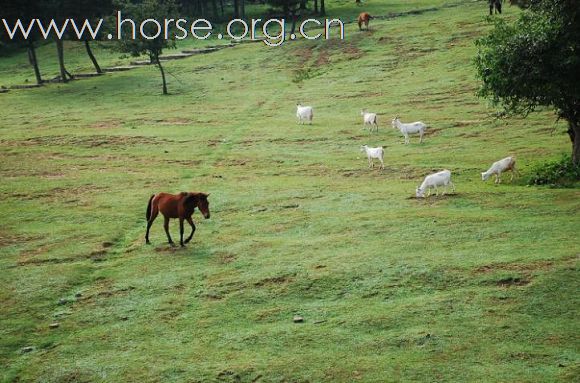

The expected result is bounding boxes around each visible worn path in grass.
[0,1,578,382]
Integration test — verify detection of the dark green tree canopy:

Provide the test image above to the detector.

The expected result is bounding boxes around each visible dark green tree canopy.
[475,0,580,164]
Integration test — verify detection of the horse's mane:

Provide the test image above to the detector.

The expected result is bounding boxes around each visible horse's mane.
[183,192,208,204]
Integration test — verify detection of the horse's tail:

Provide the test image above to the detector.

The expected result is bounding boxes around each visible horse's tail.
[146,194,155,221]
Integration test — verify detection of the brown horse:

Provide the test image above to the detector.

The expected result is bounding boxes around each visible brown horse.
[358,12,373,31]
[145,192,210,247]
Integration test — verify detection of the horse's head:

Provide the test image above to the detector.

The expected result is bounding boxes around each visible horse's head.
[185,193,211,219]
[196,193,211,219]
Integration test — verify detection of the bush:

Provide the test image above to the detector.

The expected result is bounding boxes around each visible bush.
[528,154,580,187]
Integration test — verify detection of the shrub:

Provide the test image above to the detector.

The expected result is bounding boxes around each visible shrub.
[528,154,580,187]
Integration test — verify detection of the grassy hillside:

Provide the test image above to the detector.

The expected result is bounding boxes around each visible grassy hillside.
[0,1,578,382]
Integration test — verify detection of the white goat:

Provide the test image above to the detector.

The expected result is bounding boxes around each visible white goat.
[361,109,378,132]
[296,104,313,125]
[481,156,518,184]
[392,116,427,144]
[360,145,384,169]
[416,169,455,198]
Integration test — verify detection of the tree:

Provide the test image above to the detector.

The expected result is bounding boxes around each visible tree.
[115,0,178,95]
[266,0,302,35]
[1,0,44,85]
[72,0,113,74]
[475,0,580,165]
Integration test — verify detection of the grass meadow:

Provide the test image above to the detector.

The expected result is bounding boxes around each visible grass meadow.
[0,0,578,382]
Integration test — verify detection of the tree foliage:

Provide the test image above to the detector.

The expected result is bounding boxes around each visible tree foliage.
[114,0,178,94]
[475,0,580,164]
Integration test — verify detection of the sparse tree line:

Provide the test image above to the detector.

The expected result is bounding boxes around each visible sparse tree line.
[1,0,326,93]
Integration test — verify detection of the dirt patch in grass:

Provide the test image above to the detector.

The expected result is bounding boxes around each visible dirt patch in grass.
[424,127,443,137]
[89,119,122,129]
[9,135,170,149]
[213,251,237,264]
[407,192,459,200]
[474,256,578,287]
[452,120,483,128]
[398,166,430,180]
[164,159,203,166]
[474,260,557,274]
[214,159,249,167]
[156,117,191,125]
[494,276,530,287]
[254,306,283,321]
[254,274,295,287]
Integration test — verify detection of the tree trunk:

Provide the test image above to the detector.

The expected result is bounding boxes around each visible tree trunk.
[211,0,219,19]
[155,54,168,95]
[234,0,239,18]
[290,9,298,36]
[84,40,102,74]
[220,0,224,16]
[320,0,326,15]
[27,40,43,85]
[199,0,205,17]
[314,0,319,14]
[300,0,307,10]
[55,39,71,83]
[570,120,580,166]
[240,0,245,19]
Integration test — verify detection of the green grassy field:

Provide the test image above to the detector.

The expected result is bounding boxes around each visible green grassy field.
[0,1,578,382]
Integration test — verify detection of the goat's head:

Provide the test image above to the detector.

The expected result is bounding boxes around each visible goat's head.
[361,109,367,116]
[391,116,400,128]
[481,172,489,181]
[360,145,368,152]
[415,187,425,198]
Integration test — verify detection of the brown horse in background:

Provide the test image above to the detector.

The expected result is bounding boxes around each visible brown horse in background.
[358,12,373,31]
[145,192,210,247]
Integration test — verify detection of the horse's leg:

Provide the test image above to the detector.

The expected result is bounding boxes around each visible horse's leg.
[179,217,185,247]
[145,205,159,244]
[184,217,196,244]
[163,216,175,246]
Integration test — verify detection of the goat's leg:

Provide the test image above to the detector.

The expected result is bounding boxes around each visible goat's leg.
[379,157,384,169]
[450,181,456,193]
[420,131,424,143]
[163,216,175,246]
[184,216,196,244]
